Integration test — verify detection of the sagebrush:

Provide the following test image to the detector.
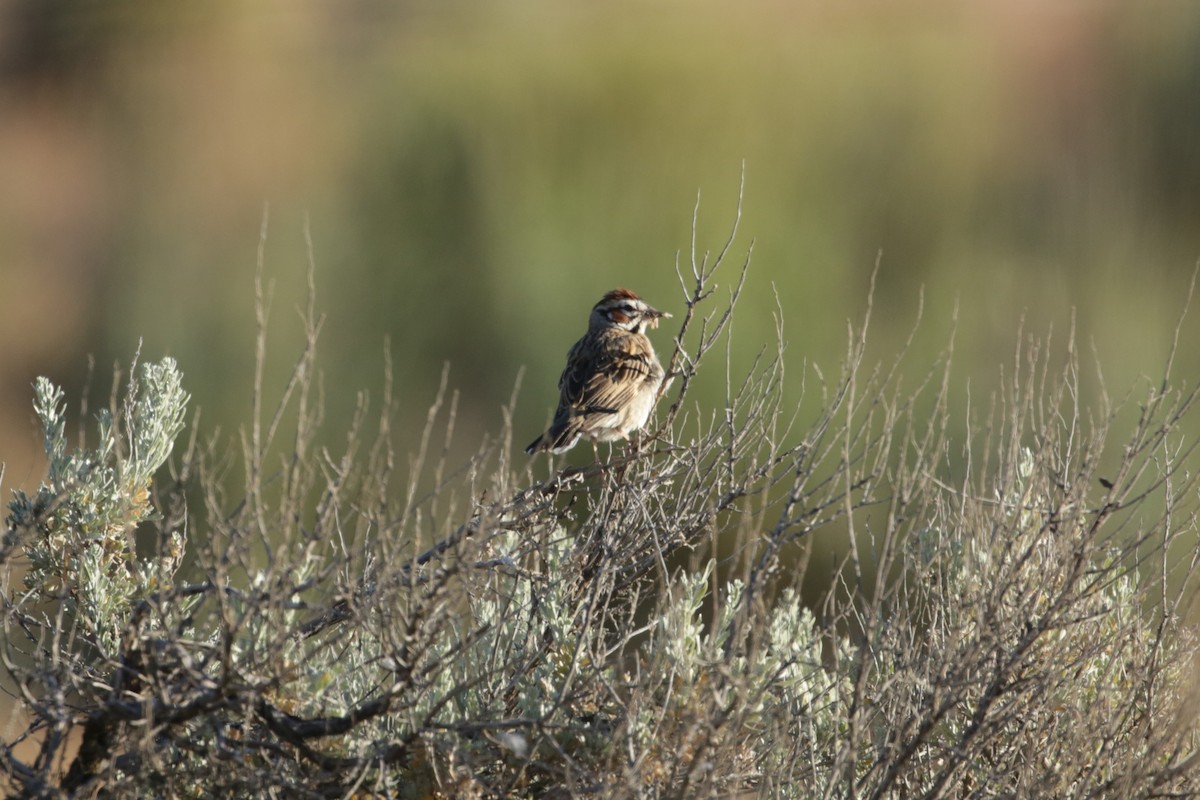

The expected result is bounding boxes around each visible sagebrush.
[3,211,1199,799]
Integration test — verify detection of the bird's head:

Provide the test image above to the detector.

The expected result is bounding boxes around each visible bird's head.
[590,288,671,334]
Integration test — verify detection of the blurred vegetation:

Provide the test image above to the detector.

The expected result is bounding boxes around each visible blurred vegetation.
[2,1,1200,516]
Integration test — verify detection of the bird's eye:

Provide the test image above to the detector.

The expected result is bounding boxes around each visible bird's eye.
[619,304,635,314]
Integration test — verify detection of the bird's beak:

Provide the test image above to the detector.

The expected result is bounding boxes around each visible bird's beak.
[647,307,671,329]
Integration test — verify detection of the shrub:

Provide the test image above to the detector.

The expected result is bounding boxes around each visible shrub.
[2,213,1198,798]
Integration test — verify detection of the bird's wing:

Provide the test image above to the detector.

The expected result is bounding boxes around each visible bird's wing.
[558,332,654,417]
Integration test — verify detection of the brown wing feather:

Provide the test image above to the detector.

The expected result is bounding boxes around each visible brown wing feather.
[557,337,594,406]
[558,330,653,418]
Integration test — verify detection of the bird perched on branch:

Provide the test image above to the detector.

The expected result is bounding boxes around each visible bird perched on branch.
[525,288,670,455]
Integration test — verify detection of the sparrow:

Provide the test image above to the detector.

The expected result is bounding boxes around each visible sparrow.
[526,288,670,455]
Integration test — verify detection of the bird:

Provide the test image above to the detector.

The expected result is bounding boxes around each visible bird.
[525,288,671,455]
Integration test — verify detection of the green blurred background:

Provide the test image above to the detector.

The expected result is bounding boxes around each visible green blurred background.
[2,0,1199,502]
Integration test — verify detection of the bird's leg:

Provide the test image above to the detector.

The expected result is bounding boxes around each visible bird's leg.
[610,439,632,484]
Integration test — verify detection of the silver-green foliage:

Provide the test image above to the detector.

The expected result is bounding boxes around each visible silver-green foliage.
[8,357,189,656]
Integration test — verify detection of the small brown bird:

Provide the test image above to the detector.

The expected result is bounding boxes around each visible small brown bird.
[525,288,671,455]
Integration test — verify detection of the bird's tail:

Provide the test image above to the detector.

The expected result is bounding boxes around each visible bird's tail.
[525,423,580,455]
